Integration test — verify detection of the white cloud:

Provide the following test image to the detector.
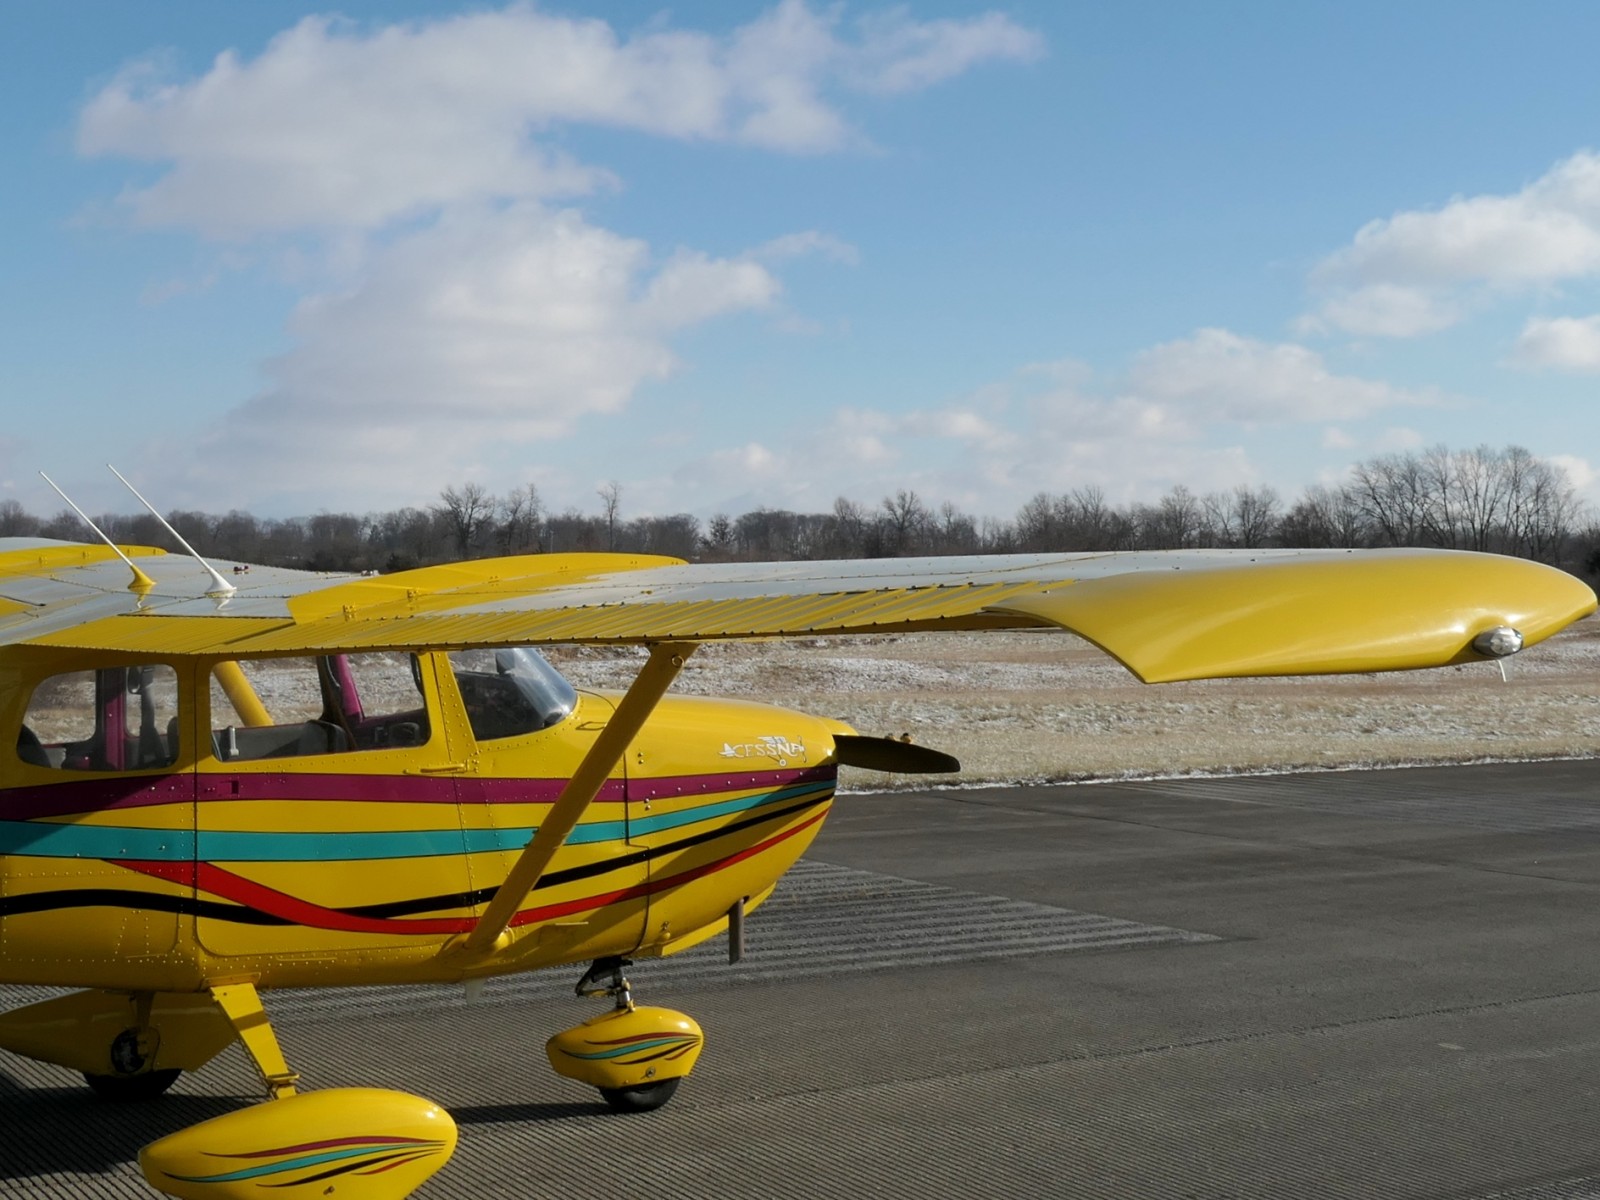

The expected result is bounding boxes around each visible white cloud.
[1373,426,1426,452]
[752,230,860,264]
[1550,454,1598,495]
[78,3,1040,511]
[845,9,1046,94]
[1294,283,1460,339]
[1124,328,1440,424]
[183,204,781,507]
[1303,150,1600,337]
[1512,314,1600,371]
[1319,151,1600,286]
[78,2,1042,237]
[637,330,1439,517]
[1320,427,1356,450]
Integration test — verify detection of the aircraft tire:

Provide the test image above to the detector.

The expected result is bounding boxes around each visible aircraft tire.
[598,1077,680,1113]
[83,1068,182,1101]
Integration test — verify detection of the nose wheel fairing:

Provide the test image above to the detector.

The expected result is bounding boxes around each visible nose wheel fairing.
[546,956,704,1111]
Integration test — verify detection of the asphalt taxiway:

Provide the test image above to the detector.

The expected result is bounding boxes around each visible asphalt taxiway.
[7,759,1600,1199]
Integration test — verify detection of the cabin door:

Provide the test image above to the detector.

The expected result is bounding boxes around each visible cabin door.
[441,648,649,964]
[194,652,475,963]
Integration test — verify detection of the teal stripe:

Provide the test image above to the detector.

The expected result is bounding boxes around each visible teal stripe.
[0,783,824,863]
[173,1143,428,1184]
[568,1036,693,1061]
[0,822,196,859]
[628,783,824,838]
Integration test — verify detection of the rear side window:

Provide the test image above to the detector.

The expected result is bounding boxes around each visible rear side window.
[209,653,431,760]
[18,664,180,771]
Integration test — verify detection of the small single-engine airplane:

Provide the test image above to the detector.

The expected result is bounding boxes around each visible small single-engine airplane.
[0,515,1594,1198]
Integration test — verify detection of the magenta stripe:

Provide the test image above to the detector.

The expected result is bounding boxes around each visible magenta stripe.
[0,775,191,821]
[197,773,472,804]
[0,764,833,822]
[625,764,835,801]
[455,776,618,805]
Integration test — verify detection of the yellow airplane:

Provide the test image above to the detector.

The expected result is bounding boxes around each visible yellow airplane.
[0,532,1593,1199]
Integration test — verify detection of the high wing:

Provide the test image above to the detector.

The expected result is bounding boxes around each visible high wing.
[0,538,1592,682]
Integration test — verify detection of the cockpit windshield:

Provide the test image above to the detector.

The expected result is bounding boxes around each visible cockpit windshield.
[449,646,578,742]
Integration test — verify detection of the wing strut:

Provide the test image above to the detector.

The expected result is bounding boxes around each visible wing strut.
[459,641,698,957]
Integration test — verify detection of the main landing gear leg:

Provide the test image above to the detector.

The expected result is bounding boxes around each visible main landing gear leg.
[545,956,704,1114]
[209,982,299,1100]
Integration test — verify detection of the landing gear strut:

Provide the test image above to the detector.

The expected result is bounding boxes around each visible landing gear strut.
[546,957,703,1113]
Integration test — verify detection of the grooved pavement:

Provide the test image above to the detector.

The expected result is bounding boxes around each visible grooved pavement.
[6,759,1600,1198]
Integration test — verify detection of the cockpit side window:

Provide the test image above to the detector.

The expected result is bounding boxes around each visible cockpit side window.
[208,653,431,761]
[449,647,577,743]
[18,664,180,771]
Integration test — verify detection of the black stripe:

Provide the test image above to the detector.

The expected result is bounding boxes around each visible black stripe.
[0,791,833,926]
[0,889,291,925]
[347,790,831,917]
[259,1149,433,1187]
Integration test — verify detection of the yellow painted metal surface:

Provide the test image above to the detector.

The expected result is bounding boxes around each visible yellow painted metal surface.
[546,1004,704,1089]
[139,1088,456,1199]
[0,542,164,576]
[211,982,299,1097]
[0,644,837,993]
[0,989,234,1074]
[9,546,1593,670]
[285,551,687,623]
[991,549,1598,682]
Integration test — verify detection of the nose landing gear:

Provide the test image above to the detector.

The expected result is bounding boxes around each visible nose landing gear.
[545,956,703,1113]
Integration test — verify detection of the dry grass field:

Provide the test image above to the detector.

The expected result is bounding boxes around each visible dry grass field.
[546,616,1600,789]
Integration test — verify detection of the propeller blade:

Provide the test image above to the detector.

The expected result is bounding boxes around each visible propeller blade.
[833,734,960,774]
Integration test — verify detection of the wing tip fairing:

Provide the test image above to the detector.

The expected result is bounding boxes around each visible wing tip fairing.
[989,549,1597,683]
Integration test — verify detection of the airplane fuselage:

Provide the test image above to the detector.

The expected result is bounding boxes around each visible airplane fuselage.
[1,644,841,993]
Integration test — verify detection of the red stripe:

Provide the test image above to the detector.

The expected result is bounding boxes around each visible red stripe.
[508,808,828,927]
[117,860,474,935]
[209,1137,440,1160]
[116,803,828,937]
[587,1032,693,1047]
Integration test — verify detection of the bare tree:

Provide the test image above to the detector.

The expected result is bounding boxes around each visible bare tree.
[433,483,494,558]
[1503,446,1582,563]
[496,485,543,554]
[824,496,870,558]
[1279,485,1363,548]
[627,513,701,559]
[934,501,980,555]
[1350,453,1429,546]
[1204,485,1281,548]
[702,513,736,560]
[1141,485,1206,549]
[880,489,931,556]
[1013,492,1060,551]
[0,498,39,537]
[597,481,623,552]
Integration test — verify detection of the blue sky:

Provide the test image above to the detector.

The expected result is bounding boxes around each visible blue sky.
[5,2,1600,522]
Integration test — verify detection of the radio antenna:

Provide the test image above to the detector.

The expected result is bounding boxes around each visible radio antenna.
[40,471,157,593]
[107,464,236,597]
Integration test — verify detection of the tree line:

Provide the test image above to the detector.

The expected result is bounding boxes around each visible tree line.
[2,444,1595,579]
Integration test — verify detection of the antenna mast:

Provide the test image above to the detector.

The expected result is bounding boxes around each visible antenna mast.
[39,471,156,593]
[107,464,236,597]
